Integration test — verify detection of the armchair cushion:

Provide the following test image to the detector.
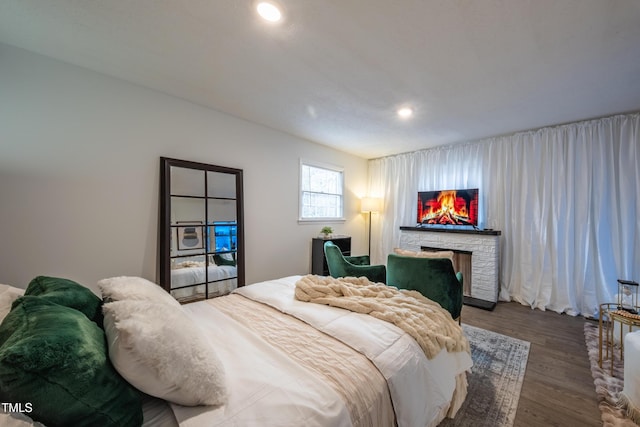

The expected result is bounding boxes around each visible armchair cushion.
[386,253,463,320]
[344,255,371,266]
[323,241,386,283]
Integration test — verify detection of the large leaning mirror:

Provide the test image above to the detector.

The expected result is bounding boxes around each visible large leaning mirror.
[159,157,244,302]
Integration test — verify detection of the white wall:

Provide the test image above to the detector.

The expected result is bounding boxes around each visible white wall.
[0,44,370,293]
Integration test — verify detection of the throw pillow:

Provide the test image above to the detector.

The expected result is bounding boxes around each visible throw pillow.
[103,299,227,406]
[213,254,236,266]
[98,276,180,308]
[24,276,103,326]
[0,284,24,324]
[393,248,455,260]
[0,297,142,427]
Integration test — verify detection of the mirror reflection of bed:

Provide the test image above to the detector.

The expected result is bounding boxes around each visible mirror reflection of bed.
[170,257,237,302]
[170,220,238,302]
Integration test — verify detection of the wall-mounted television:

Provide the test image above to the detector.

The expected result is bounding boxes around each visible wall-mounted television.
[417,188,479,227]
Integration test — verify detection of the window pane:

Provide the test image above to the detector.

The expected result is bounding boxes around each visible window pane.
[308,167,340,194]
[301,165,311,191]
[302,192,342,218]
[300,163,344,219]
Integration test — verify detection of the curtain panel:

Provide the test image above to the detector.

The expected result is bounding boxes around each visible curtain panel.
[368,113,639,316]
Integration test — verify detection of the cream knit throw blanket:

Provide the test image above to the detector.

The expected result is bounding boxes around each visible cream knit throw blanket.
[295,275,469,359]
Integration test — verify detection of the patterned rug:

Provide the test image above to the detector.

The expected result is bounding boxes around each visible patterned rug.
[584,322,639,426]
[440,324,530,427]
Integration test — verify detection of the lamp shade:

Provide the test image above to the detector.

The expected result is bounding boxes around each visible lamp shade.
[361,197,382,213]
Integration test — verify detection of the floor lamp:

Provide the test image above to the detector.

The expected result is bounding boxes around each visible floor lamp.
[361,197,382,257]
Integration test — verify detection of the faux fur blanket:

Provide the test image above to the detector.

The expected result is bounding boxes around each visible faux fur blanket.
[295,275,469,359]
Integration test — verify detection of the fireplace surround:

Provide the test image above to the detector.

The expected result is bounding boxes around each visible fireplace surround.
[399,226,501,309]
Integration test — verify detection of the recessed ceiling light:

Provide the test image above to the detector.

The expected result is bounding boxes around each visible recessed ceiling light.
[256,1,283,23]
[397,107,414,119]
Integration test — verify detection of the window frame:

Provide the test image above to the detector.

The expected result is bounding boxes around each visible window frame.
[298,159,345,223]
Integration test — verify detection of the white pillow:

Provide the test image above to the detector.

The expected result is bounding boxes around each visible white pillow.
[0,284,25,323]
[102,299,227,406]
[219,253,234,261]
[98,276,180,308]
[393,248,455,260]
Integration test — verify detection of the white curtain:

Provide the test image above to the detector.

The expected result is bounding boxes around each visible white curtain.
[368,113,640,316]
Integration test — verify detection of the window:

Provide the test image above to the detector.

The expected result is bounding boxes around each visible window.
[299,161,344,221]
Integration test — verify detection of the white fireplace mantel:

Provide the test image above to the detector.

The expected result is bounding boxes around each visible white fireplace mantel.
[399,226,501,308]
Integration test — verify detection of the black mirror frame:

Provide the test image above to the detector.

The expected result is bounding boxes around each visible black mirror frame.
[159,157,245,295]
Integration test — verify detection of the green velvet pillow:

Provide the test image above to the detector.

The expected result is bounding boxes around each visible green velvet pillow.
[25,276,103,327]
[213,253,236,266]
[0,297,142,427]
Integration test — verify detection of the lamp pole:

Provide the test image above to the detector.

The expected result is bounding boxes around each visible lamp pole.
[361,197,381,260]
[367,210,372,257]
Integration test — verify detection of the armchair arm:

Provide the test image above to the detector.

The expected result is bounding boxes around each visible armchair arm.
[324,241,386,283]
[454,272,464,317]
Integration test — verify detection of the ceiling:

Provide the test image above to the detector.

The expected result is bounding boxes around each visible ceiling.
[1,1,640,159]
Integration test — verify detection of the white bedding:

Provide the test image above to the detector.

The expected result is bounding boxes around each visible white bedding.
[171,275,472,427]
[171,300,353,426]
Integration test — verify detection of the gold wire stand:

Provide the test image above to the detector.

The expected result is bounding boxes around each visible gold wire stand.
[599,302,640,376]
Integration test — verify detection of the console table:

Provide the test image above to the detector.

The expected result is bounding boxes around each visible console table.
[399,226,501,309]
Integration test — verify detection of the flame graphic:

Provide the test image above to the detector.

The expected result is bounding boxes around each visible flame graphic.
[420,190,474,225]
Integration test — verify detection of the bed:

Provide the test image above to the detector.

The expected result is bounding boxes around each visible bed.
[0,275,472,427]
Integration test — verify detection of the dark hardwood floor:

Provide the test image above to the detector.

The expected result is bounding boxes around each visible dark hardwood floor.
[462,301,602,427]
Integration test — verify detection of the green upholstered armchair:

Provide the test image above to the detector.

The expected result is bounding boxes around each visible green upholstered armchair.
[386,254,463,321]
[323,241,387,283]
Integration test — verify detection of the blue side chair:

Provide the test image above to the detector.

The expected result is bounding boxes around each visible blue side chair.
[323,241,386,283]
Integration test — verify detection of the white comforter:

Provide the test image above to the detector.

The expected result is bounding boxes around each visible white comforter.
[172,276,472,427]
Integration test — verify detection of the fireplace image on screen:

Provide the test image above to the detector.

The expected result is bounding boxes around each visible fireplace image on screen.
[417,189,478,226]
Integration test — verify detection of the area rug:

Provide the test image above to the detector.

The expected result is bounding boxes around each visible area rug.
[584,322,638,426]
[439,324,530,427]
